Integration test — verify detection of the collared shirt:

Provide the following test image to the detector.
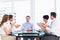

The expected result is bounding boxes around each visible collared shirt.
[46,19,56,33]
[50,19,56,28]
[46,18,60,36]
[9,20,19,33]
[21,22,34,31]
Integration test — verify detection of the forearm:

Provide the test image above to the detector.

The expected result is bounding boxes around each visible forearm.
[9,24,15,33]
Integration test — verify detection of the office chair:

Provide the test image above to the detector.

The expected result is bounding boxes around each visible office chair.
[41,34,59,40]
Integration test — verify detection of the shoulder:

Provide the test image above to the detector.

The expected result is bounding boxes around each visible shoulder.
[3,22,8,25]
[1,22,7,28]
[3,21,9,27]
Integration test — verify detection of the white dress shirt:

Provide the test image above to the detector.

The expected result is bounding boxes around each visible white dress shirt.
[10,20,20,33]
[46,19,60,36]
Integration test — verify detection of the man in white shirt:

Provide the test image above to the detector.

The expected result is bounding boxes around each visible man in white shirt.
[9,15,20,40]
[48,12,60,36]
[9,15,20,32]
[44,12,60,36]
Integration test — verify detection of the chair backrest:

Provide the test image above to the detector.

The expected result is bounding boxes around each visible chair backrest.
[41,35,59,40]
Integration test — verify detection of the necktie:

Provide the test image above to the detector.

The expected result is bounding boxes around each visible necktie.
[10,22,12,25]
[9,22,12,35]
[50,21,53,28]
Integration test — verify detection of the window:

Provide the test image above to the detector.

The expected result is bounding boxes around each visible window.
[0,1,12,21]
[14,0,31,24]
[35,0,55,23]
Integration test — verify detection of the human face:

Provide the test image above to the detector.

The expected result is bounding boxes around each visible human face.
[43,19,48,23]
[10,17,13,21]
[26,17,30,22]
[50,16,54,20]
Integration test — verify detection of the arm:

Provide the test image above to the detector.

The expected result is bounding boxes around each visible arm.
[41,24,50,32]
[21,24,25,30]
[37,23,47,31]
[15,24,20,29]
[26,24,34,31]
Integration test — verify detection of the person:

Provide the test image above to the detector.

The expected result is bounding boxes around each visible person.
[41,12,60,36]
[37,15,50,40]
[0,14,16,35]
[37,15,49,32]
[21,16,34,40]
[9,15,13,24]
[9,15,20,40]
[50,12,57,27]
[49,12,60,36]
[9,15,20,32]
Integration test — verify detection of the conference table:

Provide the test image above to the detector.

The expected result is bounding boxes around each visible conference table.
[12,30,45,40]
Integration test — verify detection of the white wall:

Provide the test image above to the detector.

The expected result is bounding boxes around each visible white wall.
[31,0,56,29]
[0,0,57,24]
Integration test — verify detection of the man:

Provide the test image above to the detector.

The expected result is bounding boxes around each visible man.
[21,16,34,40]
[50,12,56,27]
[9,15,13,23]
[9,15,15,35]
[9,15,20,40]
[45,12,57,34]
[9,15,20,30]
[49,12,60,36]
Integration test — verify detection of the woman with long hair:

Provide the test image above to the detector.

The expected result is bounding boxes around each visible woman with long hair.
[0,14,15,35]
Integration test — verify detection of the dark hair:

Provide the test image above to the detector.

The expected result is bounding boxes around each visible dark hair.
[43,15,49,20]
[9,15,13,20]
[26,16,30,18]
[50,12,56,18]
[0,14,9,27]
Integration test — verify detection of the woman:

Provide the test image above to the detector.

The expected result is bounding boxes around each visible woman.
[0,14,16,35]
[37,15,50,32]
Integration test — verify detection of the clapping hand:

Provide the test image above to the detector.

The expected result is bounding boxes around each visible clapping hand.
[15,24,20,28]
